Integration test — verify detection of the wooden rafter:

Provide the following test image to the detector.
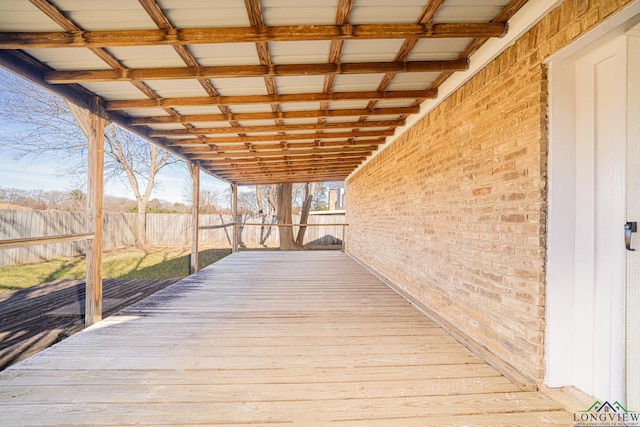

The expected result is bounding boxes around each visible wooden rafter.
[233,166,356,173]
[244,0,281,123]
[126,107,417,125]
[137,0,241,139]
[362,0,446,116]
[204,151,368,162]
[319,0,353,131]
[186,146,375,160]
[105,90,435,110]
[27,0,178,120]
[171,130,390,145]
[209,161,363,172]
[0,23,507,49]
[230,173,351,184]
[147,120,402,137]
[203,155,368,168]
[175,139,386,153]
[45,60,468,83]
[218,165,357,175]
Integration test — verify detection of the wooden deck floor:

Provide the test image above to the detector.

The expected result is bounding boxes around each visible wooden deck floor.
[0,277,180,370]
[0,251,572,426]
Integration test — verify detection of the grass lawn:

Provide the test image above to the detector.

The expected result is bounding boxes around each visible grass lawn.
[0,246,231,294]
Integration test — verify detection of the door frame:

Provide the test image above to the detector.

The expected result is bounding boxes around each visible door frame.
[545,2,640,398]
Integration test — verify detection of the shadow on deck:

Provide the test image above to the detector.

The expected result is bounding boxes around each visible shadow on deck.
[0,277,180,370]
[0,251,573,426]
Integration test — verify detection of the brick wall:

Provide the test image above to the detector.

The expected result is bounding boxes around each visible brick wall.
[346,0,634,383]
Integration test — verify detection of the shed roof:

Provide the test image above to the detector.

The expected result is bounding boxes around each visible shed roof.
[0,0,526,185]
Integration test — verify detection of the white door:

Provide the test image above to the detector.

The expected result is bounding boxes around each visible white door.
[626,25,640,411]
[547,14,640,409]
[573,35,627,404]
[546,32,633,404]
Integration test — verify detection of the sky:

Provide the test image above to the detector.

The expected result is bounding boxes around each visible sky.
[0,67,230,204]
[0,147,229,204]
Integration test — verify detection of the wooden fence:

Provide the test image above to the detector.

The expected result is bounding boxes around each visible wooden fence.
[0,210,345,266]
[0,210,136,266]
[147,212,345,248]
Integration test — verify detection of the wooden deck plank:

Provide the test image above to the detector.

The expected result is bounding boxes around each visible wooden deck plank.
[0,251,572,425]
[0,363,502,384]
[0,277,180,369]
[0,398,569,426]
[0,376,522,403]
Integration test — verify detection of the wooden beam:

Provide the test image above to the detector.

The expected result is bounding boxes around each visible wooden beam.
[238,170,351,178]
[231,184,238,253]
[105,90,435,110]
[221,165,353,176]
[201,152,368,166]
[147,120,402,136]
[207,161,364,170]
[29,0,197,142]
[233,173,351,185]
[127,107,417,125]
[179,139,382,153]
[243,0,280,120]
[320,0,353,135]
[45,60,468,83]
[0,23,508,49]
[216,167,357,179]
[187,147,374,160]
[138,0,173,29]
[210,162,362,173]
[363,0,446,115]
[222,173,354,183]
[172,130,389,145]
[85,97,106,327]
[213,159,362,170]
[137,0,240,131]
[189,162,200,274]
[176,140,384,151]
[139,0,245,139]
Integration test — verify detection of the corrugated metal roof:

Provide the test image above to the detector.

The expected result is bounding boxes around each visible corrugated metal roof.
[190,43,261,66]
[0,0,529,185]
[23,48,111,70]
[159,0,251,27]
[0,1,63,31]
[54,0,158,31]
[262,0,338,25]
[350,0,426,24]
[433,1,512,23]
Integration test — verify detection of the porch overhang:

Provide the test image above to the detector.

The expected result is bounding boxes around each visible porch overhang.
[0,0,531,186]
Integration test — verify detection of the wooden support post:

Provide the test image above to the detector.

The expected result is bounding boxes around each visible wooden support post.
[189,162,200,274]
[231,184,238,253]
[85,98,106,326]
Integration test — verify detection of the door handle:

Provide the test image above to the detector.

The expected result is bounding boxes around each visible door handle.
[625,222,637,251]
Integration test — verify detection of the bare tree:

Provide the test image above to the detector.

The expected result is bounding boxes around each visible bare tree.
[296,183,315,246]
[258,185,278,214]
[0,69,178,245]
[199,188,226,214]
[239,183,318,250]
[237,189,259,215]
[275,183,303,250]
[255,185,265,214]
